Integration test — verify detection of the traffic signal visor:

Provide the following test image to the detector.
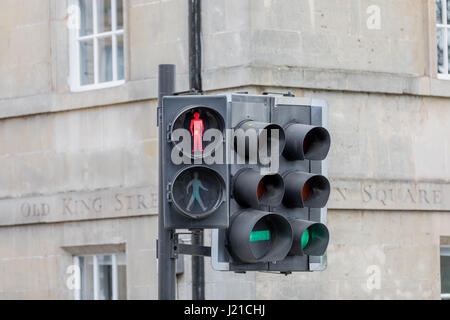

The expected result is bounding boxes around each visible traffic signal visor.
[283,171,330,208]
[289,219,329,256]
[283,123,330,161]
[228,209,293,263]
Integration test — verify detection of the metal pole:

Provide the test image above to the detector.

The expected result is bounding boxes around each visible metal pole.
[188,0,205,300]
[188,0,202,92]
[158,64,176,300]
[191,229,205,300]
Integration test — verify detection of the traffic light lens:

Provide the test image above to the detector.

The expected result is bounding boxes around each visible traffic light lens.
[257,175,284,205]
[171,166,225,219]
[250,219,274,260]
[171,106,225,159]
[234,121,286,159]
[263,124,286,156]
[283,123,330,161]
[303,127,331,160]
[250,230,270,242]
[283,171,330,208]
[301,229,310,249]
[257,181,264,200]
[233,169,285,207]
[302,181,310,201]
[303,135,310,155]
[289,220,330,256]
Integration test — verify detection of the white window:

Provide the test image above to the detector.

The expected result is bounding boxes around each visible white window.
[69,0,125,91]
[73,253,127,300]
[437,0,450,79]
[441,246,450,300]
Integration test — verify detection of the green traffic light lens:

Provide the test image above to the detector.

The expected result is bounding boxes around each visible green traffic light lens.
[250,230,271,242]
[301,229,310,249]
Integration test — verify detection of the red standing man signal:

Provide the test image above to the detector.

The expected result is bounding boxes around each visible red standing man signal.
[190,112,204,152]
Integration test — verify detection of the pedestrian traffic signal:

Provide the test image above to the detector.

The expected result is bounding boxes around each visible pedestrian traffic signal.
[170,105,226,161]
[160,95,229,229]
[212,94,331,273]
[170,166,226,220]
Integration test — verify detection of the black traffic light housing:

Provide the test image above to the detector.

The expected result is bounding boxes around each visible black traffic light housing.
[212,94,330,273]
[161,95,230,229]
[160,93,330,272]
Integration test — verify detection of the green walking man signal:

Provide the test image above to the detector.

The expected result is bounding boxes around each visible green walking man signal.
[186,172,209,212]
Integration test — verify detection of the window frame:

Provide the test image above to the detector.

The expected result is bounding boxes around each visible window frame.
[441,245,450,300]
[73,252,126,300]
[68,0,126,92]
[437,0,450,80]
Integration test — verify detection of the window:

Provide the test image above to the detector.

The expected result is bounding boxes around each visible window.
[73,253,127,300]
[69,0,125,91]
[437,0,450,79]
[441,246,450,300]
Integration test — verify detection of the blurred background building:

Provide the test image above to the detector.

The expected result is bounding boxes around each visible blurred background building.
[0,0,449,299]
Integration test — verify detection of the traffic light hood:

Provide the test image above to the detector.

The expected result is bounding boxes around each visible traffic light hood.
[289,219,330,256]
[228,209,293,263]
[283,123,330,161]
[283,171,330,208]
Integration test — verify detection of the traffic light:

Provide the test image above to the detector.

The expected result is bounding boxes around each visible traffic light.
[160,95,229,229]
[160,93,330,272]
[212,94,331,273]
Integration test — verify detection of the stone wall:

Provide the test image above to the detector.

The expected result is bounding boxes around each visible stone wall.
[0,0,449,299]
[0,216,159,299]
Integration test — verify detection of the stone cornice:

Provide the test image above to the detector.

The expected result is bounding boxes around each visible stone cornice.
[1,66,450,119]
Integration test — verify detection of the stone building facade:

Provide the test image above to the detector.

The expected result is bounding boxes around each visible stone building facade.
[0,0,449,299]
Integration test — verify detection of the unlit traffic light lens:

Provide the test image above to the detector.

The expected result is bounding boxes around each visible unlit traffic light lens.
[301,181,310,202]
[283,171,330,208]
[234,120,286,159]
[283,123,330,161]
[257,181,264,200]
[233,169,285,208]
[258,175,284,204]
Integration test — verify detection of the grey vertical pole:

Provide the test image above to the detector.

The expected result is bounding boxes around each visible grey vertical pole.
[158,64,176,300]
[188,0,202,92]
[191,229,205,300]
